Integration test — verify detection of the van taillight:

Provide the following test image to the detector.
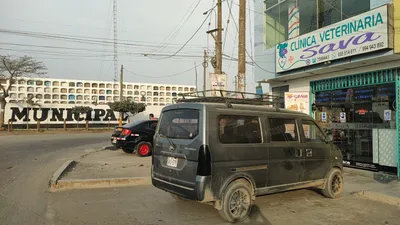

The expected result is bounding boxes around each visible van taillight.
[121,129,131,136]
[197,145,211,176]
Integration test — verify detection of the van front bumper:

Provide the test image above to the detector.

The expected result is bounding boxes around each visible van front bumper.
[151,167,214,202]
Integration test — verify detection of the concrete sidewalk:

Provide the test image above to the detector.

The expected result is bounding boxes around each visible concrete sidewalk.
[344,172,400,206]
[52,149,400,207]
[64,149,151,179]
[50,149,152,191]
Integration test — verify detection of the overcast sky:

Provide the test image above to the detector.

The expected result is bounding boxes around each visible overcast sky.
[0,0,256,91]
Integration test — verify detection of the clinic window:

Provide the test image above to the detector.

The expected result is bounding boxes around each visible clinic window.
[269,118,298,142]
[302,120,326,143]
[219,115,262,144]
[265,0,370,47]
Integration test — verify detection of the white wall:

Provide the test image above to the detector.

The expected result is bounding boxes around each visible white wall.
[254,0,276,92]
[127,106,164,121]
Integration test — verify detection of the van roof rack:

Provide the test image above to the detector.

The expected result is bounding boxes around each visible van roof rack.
[176,90,282,108]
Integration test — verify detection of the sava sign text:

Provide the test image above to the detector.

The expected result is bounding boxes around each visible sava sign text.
[276,5,390,72]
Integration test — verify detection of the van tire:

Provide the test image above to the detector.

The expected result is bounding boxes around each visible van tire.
[170,193,188,201]
[136,142,152,157]
[122,148,134,154]
[218,179,253,223]
[322,168,343,199]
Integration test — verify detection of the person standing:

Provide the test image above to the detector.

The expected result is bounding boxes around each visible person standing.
[149,113,156,120]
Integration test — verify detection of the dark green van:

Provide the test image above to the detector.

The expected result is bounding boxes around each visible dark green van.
[151,96,343,223]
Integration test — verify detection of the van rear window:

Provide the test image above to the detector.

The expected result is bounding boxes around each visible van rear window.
[218,115,262,144]
[158,109,199,139]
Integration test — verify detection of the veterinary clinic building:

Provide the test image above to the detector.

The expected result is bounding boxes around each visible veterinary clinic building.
[254,0,400,177]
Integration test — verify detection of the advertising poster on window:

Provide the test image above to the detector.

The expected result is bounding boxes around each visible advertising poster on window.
[285,92,310,137]
[284,92,310,114]
[210,73,227,97]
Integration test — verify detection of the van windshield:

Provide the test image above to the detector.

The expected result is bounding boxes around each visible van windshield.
[158,109,199,139]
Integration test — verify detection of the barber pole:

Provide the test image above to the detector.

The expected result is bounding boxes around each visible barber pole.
[288,0,299,39]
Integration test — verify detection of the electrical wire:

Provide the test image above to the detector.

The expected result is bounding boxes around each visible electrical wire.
[230,0,264,15]
[145,11,212,60]
[248,0,253,60]
[123,64,202,79]
[227,0,274,74]
[99,0,114,81]
[151,0,201,54]
[223,0,234,52]
[0,42,206,58]
[207,0,216,53]
[0,28,205,49]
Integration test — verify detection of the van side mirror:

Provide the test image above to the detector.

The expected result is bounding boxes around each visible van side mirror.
[325,135,333,143]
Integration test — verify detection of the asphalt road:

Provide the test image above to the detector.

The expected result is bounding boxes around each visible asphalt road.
[49,185,399,225]
[1,133,399,225]
[0,132,111,225]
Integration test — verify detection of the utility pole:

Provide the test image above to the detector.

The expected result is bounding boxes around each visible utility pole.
[113,0,118,83]
[194,62,198,91]
[216,0,222,74]
[119,64,123,126]
[238,0,246,93]
[203,49,207,92]
[206,0,223,75]
[234,76,238,92]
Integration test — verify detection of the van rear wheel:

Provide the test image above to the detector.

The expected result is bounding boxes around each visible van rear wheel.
[218,179,253,223]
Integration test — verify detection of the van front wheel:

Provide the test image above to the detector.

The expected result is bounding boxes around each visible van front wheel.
[218,179,253,223]
[322,168,343,199]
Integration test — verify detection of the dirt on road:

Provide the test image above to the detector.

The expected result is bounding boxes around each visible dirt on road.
[47,185,400,225]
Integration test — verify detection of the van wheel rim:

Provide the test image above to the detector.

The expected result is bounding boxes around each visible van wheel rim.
[228,189,250,219]
[139,144,149,155]
[331,174,342,194]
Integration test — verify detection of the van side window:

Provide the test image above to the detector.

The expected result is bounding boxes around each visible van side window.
[302,120,326,142]
[218,115,262,144]
[269,118,298,142]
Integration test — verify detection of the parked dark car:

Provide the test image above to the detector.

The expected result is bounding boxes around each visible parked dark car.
[152,98,343,223]
[111,126,123,148]
[116,120,158,157]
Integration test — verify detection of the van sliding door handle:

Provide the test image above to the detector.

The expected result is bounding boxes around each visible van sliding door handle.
[306,149,313,157]
[295,149,302,157]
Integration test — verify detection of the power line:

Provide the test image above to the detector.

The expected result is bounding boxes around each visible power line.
[99,0,114,81]
[207,0,216,54]
[227,0,274,73]
[0,28,205,49]
[113,0,118,82]
[223,0,234,52]
[146,11,212,60]
[152,0,201,54]
[230,0,263,15]
[248,0,253,60]
[123,64,202,79]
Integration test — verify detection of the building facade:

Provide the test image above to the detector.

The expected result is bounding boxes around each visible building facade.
[0,77,196,106]
[254,0,400,177]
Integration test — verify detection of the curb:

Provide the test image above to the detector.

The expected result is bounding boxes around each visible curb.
[49,177,151,192]
[49,160,75,188]
[352,191,400,207]
[344,167,398,182]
